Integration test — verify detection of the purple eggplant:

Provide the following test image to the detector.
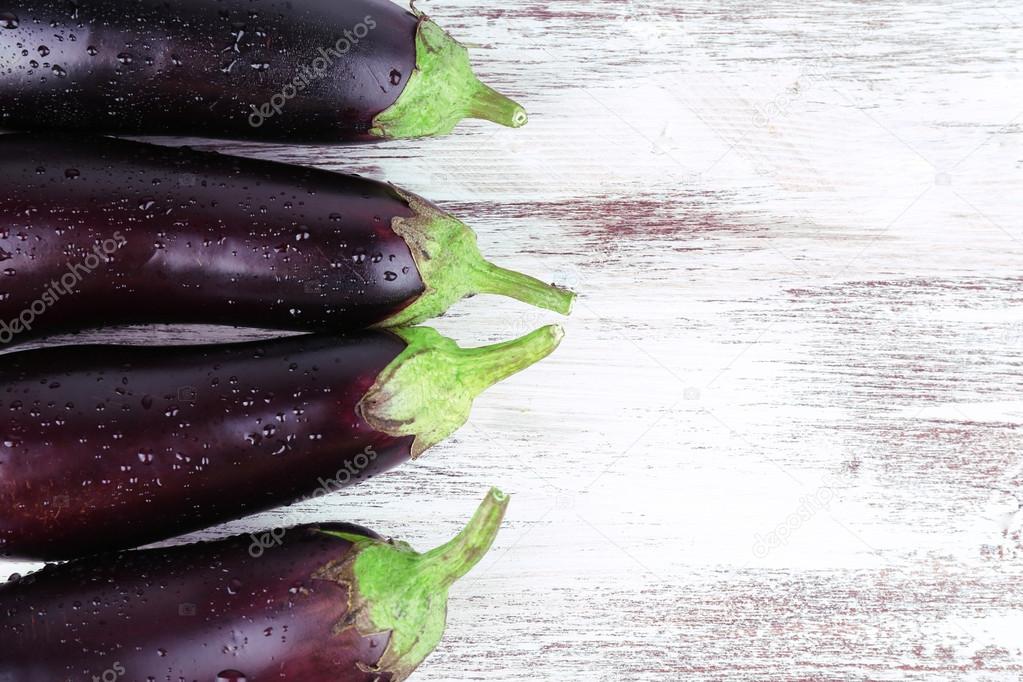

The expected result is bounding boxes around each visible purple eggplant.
[0,0,526,140]
[0,134,573,345]
[0,325,559,560]
[0,487,509,682]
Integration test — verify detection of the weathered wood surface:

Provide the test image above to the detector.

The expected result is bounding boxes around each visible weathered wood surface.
[3,1,1023,679]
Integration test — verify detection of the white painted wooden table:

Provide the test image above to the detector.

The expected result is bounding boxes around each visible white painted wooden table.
[4,1,1023,679]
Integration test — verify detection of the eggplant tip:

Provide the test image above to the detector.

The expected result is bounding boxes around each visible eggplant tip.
[542,324,566,347]
[557,286,577,315]
[510,106,528,128]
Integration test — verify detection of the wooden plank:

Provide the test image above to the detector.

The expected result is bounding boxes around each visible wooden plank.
[3,0,1023,679]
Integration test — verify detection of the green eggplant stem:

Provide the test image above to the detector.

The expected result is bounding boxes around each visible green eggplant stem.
[358,325,564,457]
[317,488,511,681]
[466,81,528,128]
[449,324,564,395]
[370,18,527,139]
[379,187,576,327]
[420,487,509,588]
[469,259,575,315]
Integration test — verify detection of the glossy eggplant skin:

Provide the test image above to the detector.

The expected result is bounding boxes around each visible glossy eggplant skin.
[0,134,424,345]
[0,331,414,561]
[0,0,416,141]
[0,523,391,682]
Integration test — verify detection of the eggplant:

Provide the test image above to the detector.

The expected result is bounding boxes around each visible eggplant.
[0,487,509,682]
[0,0,526,141]
[0,324,559,560]
[0,134,573,345]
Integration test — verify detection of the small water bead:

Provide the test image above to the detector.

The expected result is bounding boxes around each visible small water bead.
[0,13,19,29]
[216,671,247,682]
[51,64,67,77]
[116,52,132,64]
[37,45,49,56]
[389,68,401,85]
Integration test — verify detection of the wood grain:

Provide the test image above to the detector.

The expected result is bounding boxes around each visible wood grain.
[3,0,1023,679]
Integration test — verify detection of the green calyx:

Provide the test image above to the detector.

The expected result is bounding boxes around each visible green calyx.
[317,487,510,681]
[379,187,575,328]
[370,16,527,139]
[358,324,563,457]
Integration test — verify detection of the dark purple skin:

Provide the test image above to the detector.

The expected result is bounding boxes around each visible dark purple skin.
[0,0,417,141]
[0,331,415,561]
[0,133,425,345]
[0,522,393,682]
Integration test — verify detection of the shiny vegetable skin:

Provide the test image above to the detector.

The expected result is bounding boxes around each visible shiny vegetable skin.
[0,135,573,344]
[0,0,527,140]
[0,326,560,560]
[0,488,510,682]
